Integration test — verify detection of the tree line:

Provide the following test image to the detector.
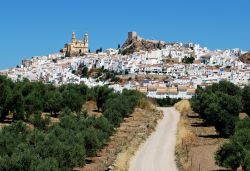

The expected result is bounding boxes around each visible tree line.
[0,76,89,121]
[0,75,145,170]
[190,80,250,170]
[152,97,181,107]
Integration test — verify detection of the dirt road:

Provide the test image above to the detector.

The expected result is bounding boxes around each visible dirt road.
[129,107,180,171]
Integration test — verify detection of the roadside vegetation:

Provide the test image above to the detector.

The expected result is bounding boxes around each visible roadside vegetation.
[174,100,195,170]
[0,75,145,170]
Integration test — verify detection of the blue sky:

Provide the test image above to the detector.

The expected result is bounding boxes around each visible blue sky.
[0,0,249,69]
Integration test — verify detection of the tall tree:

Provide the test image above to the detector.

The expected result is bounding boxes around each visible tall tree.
[45,91,63,116]
[11,91,25,120]
[96,86,112,112]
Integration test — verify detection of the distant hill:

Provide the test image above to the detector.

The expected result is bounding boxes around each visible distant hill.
[119,32,165,55]
[239,51,250,64]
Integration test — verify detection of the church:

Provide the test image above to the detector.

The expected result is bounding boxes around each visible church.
[61,32,89,57]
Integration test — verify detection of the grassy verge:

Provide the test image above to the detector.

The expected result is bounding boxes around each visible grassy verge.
[174,100,195,170]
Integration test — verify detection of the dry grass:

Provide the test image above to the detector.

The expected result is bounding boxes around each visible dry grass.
[174,99,195,147]
[174,99,192,116]
[114,137,144,171]
[137,98,155,111]
[176,118,195,145]
[175,100,195,169]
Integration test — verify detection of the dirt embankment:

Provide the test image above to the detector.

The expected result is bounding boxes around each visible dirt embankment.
[174,100,227,171]
[79,102,163,171]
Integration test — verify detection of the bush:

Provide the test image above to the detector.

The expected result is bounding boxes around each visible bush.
[215,120,250,170]
[30,113,50,130]
[215,142,243,170]
[103,109,123,127]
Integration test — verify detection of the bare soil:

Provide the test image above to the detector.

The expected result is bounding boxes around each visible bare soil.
[184,113,227,171]
[85,100,102,117]
[175,100,227,171]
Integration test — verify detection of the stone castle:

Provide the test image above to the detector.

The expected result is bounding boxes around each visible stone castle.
[61,32,89,57]
[120,32,165,55]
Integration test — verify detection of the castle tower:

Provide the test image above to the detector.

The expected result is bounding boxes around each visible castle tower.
[72,32,76,43]
[128,32,137,40]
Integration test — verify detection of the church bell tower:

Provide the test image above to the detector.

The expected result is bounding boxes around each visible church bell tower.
[84,32,89,48]
[72,32,76,43]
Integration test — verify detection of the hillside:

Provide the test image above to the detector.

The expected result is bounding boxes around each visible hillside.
[239,51,250,64]
[119,33,165,55]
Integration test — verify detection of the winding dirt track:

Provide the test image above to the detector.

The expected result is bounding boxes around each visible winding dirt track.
[129,107,180,171]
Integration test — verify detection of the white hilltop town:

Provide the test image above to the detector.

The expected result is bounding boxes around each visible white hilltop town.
[1,31,250,99]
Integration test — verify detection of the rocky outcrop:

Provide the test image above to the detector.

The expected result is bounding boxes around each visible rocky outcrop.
[239,52,250,64]
[120,36,165,55]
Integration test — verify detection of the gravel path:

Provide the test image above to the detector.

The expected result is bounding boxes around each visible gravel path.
[129,107,180,171]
